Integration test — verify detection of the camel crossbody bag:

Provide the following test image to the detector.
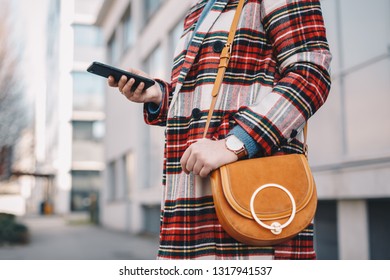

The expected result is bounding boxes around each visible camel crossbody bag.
[204,0,317,246]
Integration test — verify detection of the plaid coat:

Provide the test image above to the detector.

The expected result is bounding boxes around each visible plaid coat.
[144,0,331,259]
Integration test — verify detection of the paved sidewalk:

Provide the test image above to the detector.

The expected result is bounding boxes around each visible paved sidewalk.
[0,215,159,260]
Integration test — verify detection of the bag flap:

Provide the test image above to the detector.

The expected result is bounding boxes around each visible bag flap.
[219,154,315,220]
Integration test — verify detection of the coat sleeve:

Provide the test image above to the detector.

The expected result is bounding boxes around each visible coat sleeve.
[233,0,332,156]
[143,79,173,127]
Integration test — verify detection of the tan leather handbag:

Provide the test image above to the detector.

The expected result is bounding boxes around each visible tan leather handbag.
[210,154,317,246]
[204,0,318,246]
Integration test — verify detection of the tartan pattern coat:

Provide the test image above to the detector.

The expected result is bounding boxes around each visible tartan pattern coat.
[144,0,331,259]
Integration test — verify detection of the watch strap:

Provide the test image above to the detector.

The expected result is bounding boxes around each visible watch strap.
[236,147,247,159]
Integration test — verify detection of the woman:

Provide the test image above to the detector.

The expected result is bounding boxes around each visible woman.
[109,0,331,259]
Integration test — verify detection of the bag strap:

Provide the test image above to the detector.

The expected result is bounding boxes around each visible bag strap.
[202,0,309,155]
[202,0,245,138]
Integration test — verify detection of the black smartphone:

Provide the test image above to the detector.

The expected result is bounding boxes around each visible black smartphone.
[87,61,155,91]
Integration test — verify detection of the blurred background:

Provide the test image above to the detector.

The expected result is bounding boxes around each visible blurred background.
[0,0,389,260]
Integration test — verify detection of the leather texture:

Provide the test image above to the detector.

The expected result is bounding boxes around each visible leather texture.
[210,154,317,246]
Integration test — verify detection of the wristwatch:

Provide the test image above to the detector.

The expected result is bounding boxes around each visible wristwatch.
[225,135,247,159]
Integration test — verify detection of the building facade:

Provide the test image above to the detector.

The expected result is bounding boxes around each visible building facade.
[311,0,390,260]
[96,0,188,234]
[70,0,105,214]
[50,0,106,215]
[0,0,106,217]
[96,0,390,259]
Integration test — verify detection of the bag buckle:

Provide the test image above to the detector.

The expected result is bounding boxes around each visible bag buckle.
[218,43,232,69]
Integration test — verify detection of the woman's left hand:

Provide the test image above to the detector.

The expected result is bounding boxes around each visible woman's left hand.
[180,138,238,178]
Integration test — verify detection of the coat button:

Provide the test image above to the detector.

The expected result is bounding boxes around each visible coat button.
[213,40,225,53]
[290,129,298,138]
[192,108,202,120]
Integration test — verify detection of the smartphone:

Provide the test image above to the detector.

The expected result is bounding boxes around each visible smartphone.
[87,61,155,91]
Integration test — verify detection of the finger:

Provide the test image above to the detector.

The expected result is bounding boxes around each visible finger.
[180,148,191,174]
[133,82,145,96]
[199,166,212,178]
[192,160,204,176]
[107,76,118,87]
[185,153,197,174]
[131,82,146,101]
[122,78,136,95]
[118,75,128,92]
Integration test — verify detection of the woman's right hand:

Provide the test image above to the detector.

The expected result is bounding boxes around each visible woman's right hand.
[107,68,163,105]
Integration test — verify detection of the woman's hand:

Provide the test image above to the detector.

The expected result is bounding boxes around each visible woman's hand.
[107,68,162,105]
[180,138,238,178]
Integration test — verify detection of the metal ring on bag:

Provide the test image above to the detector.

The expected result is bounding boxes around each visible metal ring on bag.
[249,183,297,235]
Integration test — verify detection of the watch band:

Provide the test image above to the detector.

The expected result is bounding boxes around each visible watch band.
[235,147,247,159]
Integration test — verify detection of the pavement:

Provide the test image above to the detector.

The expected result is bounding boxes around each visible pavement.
[0,215,159,260]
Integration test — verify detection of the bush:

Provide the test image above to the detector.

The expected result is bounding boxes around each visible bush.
[0,213,30,245]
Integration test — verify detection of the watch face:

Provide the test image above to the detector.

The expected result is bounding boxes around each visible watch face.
[226,135,244,151]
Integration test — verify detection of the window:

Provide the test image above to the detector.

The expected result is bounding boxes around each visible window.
[368,199,390,259]
[46,0,60,56]
[107,160,117,201]
[142,205,161,234]
[144,0,162,20]
[122,152,134,197]
[107,31,120,64]
[72,170,102,191]
[144,44,165,78]
[73,24,103,47]
[0,146,12,181]
[169,19,184,68]
[72,121,104,142]
[72,71,104,111]
[72,120,104,162]
[322,0,390,159]
[314,200,339,260]
[71,170,101,211]
[105,153,134,201]
[122,6,135,50]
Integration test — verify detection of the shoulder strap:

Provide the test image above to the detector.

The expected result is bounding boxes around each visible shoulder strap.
[202,0,245,138]
[202,0,308,155]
